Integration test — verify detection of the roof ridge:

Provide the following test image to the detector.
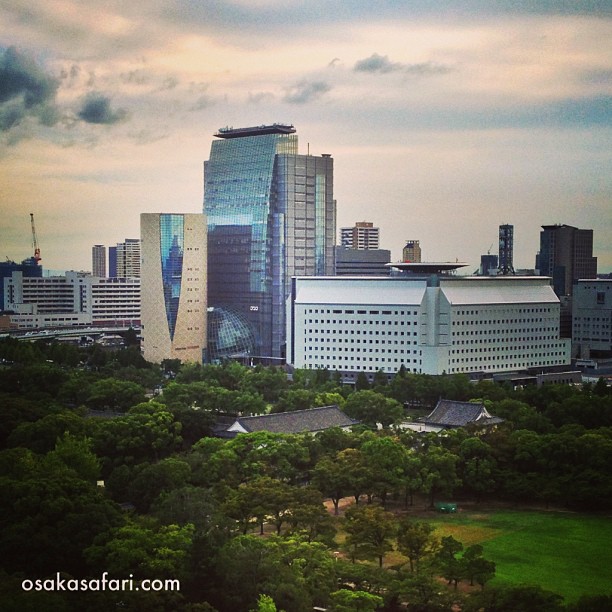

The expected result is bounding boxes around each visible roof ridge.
[238,404,340,421]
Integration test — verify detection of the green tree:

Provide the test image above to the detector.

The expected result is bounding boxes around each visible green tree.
[85,378,146,412]
[344,390,404,429]
[312,454,350,515]
[361,436,406,506]
[396,518,438,574]
[128,457,192,512]
[436,535,463,590]
[459,437,497,502]
[419,445,461,508]
[86,520,194,581]
[461,544,495,588]
[328,589,383,612]
[464,584,564,612]
[344,504,396,567]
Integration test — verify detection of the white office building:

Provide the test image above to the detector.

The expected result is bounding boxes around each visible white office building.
[4,271,140,329]
[287,264,571,379]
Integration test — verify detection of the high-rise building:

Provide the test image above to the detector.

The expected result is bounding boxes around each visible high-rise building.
[116,239,141,278]
[403,240,422,263]
[140,213,207,363]
[498,224,515,275]
[537,224,597,297]
[92,245,106,277]
[203,124,335,359]
[340,221,380,250]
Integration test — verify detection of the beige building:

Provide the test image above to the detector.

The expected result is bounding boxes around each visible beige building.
[140,213,207,363]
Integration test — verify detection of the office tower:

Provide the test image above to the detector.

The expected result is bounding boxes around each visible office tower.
[340,221,380,250]
[140,213,207,363]
[403,240,422,263]
[537,225,597,297]
[203,124,335,359]
[92,245,106,277]
[116,239,141,278]
[498,224,515,275]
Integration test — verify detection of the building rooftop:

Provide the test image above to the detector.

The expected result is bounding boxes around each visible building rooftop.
[215,124,296,139]
[421,399,504,428]
[387,262,469,273]
[225,405,358,435]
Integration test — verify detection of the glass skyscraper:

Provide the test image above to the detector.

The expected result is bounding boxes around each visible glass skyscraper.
[203,124,335,359]
[141,213,207,363]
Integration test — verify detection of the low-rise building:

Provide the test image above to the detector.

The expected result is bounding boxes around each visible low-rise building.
[287,264,571,380]
[3,270,140,329]
[219,405,358,437]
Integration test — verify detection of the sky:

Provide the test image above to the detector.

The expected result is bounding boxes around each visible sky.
[1,1,611,274]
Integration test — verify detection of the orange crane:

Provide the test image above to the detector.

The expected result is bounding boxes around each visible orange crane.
[30,213,41,264]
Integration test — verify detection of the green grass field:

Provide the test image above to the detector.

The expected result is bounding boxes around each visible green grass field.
[430,508,612,602]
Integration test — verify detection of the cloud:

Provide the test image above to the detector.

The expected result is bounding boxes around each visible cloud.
[354,53,402,74]
[354,53,453,76]
[0,46,59,132]
[283,80,330,104]
[77,92,127,124]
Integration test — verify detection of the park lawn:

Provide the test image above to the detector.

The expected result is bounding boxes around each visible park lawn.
[430,509,612,603]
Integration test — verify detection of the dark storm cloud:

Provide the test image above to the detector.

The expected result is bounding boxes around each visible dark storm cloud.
[0,46,59,131]
[283,80,331,104]
[355,53,453,76]
[77,93,127,124]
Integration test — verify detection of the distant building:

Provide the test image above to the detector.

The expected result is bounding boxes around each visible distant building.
[479,254,498,276]
[287,264,571,380]
[116,239,141,278]
[140,213,207,363]
[92,245,106,277]
[536,224,597,297]
[498,224,515,275]
[402,240,422,263]
[0,259,42,311]
[340,222,380,250]
[402,399,504,433]
[204,124,335,359]
[219,405,358,437]
[108,246,117,277]
[572,279,612,358]
[335,246,391,276]
[4,271,140,329]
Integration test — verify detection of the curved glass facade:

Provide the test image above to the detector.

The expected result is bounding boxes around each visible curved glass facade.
[206,306,256,363]
[160,214,184,340]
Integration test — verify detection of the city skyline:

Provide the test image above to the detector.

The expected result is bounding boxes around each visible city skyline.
[1,2,610,272]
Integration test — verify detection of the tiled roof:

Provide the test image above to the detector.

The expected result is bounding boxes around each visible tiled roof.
[231,405,358,435]
[422,399,503,428]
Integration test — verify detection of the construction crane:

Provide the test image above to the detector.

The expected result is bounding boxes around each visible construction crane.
[30,213,41,264]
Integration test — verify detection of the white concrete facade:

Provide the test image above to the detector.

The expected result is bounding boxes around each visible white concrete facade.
[4,271,140,329]
[287,275,571,377]
[140,213,207,364]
